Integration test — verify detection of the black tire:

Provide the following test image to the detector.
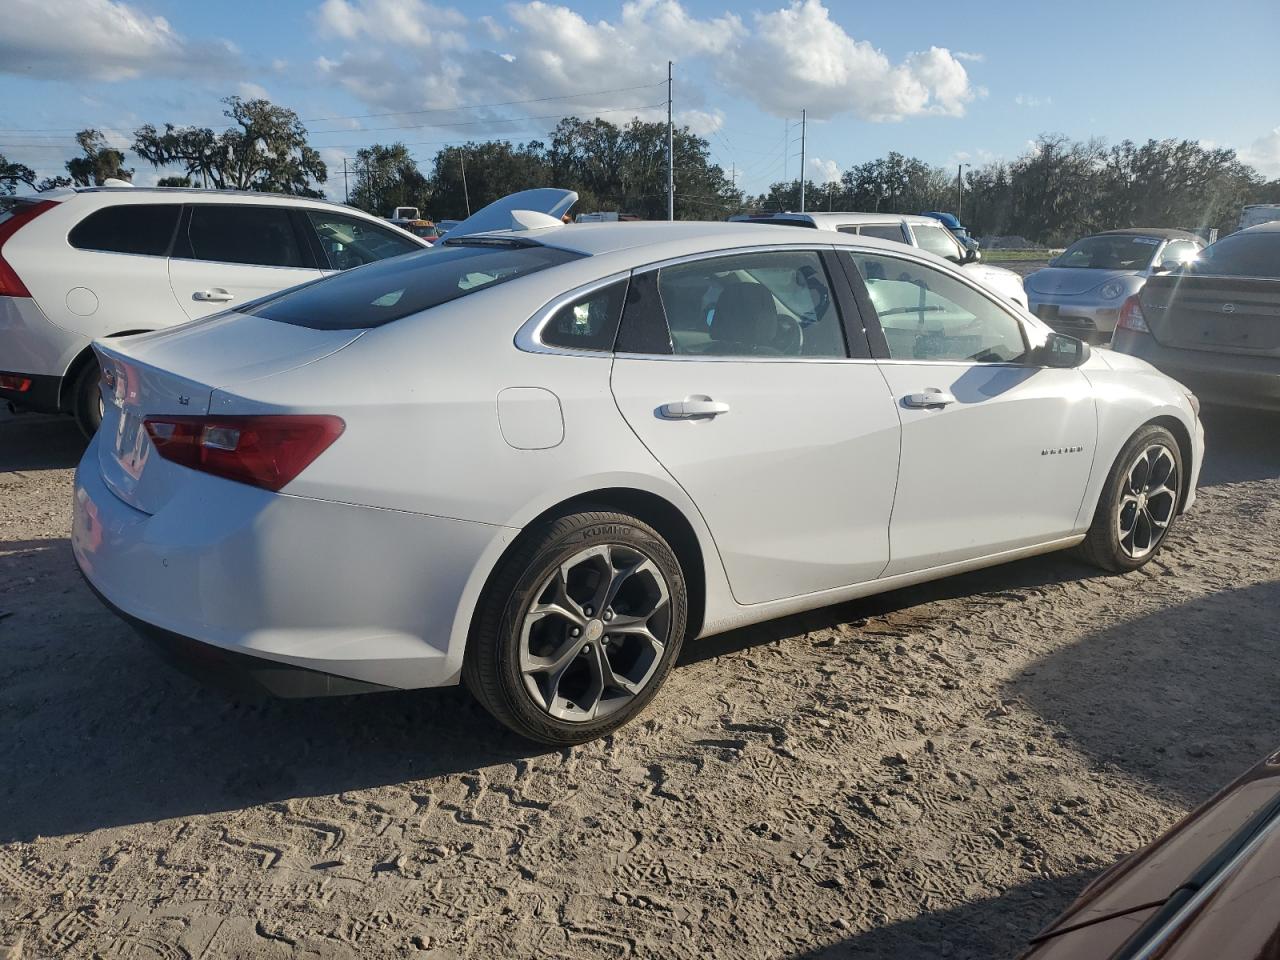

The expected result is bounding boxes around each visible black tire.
[71,357,103,439]
[1079,424,1184,573]
[463,509,687,745]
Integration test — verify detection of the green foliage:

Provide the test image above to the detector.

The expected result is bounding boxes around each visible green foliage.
[422,117,740,221]
[0,153,37,195]
[156,176,193,187]
[346,142,435,216]
[133,97,326,195]
[750,136,1280,245]
[65,129,132,186]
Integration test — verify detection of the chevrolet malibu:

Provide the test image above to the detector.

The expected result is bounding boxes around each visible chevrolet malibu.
[73,205,1204,744]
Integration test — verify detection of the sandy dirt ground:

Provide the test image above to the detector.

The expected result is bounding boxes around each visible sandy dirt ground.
[2,400,1279,960]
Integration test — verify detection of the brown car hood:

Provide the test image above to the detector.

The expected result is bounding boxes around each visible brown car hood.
[1023,747,1280,957]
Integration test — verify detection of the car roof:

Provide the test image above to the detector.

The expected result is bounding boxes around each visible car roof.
[50,185,382,216]
[470,220,929,267]
[1239,220,1280,233]
[733,212,936,227]
[1092,227,1202,240]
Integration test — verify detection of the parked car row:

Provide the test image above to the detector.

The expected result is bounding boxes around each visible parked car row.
[729,210,1030,308]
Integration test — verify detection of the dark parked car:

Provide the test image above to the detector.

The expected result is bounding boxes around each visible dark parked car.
[1019,746,1280,959]
[1112,223,1280,411]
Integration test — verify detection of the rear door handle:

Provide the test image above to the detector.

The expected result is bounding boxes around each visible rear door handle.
[903,389,956,408]
[192,288,234,302]
[660,397,731,419]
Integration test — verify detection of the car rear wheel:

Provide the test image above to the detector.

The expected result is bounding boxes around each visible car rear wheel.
[72,357,103,439]
[1079,424,1183,572]
[463,509,687,745]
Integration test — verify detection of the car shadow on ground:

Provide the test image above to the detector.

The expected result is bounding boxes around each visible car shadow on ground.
[0,410,83,472]
[0,537,550,844]
[681,550,1102,666]
[784,872,1092,960]
[1196,407,1280,487]
[1007,580,1280,809]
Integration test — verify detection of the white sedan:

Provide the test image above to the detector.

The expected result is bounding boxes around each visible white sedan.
[73,192,1204,744]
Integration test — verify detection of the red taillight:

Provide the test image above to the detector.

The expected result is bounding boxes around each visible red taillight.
[0,200,58,298]
[0,373,32,392]
[143,415,345,491]
[1117,294,1149,333]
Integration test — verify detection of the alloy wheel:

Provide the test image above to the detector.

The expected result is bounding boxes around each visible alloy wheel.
[519,543,672,722]
[1117,443,1179,560]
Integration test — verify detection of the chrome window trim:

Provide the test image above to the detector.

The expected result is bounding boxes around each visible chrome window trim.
[517,239,1047,366]
[515,270,631,356]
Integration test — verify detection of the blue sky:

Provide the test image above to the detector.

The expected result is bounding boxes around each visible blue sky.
[2,0,1277,201]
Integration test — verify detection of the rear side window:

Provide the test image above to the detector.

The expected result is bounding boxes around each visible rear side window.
[859,223,908,243]
[306,211,421,270]
[247,241,584,329]
[541,280,627,352]
[69,204,180,256]
[180,205,309,268]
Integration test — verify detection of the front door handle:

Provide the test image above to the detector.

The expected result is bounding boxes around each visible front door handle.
[192,288,234,303]
[660,396,731,419]
[903,389,957,409]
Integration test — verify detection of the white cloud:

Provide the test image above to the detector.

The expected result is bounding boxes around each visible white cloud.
[237,82,271,101]
[677,108,724,136]
[0,0,237,81]
[314,0,466,48]
[953,50,984,62]
[806,157,841,184]
[1240,127,1280,179]
[724,1,976,121]
[1014,93,1052,108]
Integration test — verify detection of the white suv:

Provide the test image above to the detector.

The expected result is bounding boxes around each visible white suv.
[731,211,1028,309]
[0,187,427,434]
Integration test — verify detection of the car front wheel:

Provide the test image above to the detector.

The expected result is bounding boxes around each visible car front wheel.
[1079,424,1183,572]
[463,509,687,745]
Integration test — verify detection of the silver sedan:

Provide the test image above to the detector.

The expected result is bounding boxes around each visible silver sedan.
[1025,229,1203,341]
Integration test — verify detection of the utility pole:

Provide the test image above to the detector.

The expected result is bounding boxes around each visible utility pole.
[782,118,788,188]
[343,158,349,204]
[799,109,807,213]
[957,162,968,220]
[666,60,674,221]
[460,148,471,217]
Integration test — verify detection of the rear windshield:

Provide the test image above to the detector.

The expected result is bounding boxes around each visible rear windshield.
[1191,231,1280,279]
[246,240,584,329]
[739,218,818,228]
[1052,235,1161,271]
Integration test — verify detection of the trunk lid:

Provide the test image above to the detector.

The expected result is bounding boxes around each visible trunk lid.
[95,312,362,514]
[1142,274,1280,357]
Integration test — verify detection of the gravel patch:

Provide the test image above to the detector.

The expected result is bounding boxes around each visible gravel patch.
[2,405,1278,959]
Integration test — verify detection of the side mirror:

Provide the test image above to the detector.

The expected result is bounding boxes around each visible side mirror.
[963,247,981,264]
[1151,261,1173,274]
[1036,332,1090,368]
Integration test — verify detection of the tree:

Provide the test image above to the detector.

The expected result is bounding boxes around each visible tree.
[348,143,429,215]
[65,129,132,186]
[0,154,36,195]
[133,97,326,195]
[427,140,550,220]
[157,175,193,187]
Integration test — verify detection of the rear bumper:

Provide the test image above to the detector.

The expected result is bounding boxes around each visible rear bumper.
[72,433,516,693]
[79,566,393,697]
[0,295,91,410]
[0,371,61,413]
[1112,331,1280,412]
